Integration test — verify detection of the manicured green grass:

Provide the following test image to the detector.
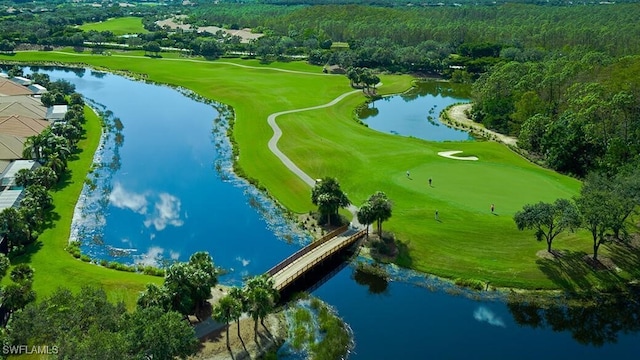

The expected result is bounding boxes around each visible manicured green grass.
[2,50,637,291]
[7,107,160,308]
[78,17,148,35]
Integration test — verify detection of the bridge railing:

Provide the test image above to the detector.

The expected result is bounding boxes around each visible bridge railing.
[274,228,367,290]
[266,224,349,276]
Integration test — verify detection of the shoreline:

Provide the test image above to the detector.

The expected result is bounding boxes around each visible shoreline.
[441,103,518,146]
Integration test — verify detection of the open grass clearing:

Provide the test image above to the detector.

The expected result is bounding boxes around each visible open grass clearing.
[2,50,638,290]
[78,16,149,36]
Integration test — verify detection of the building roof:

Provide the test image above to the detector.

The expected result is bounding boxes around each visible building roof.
[11,76,32,86]
[0,78,32,96]
[0,100,47,119]
[0,114,50,137]
[46,105,68,121]
[0,159,37,187]
[0,189,23,211]
[0,134,25,161]
[0,160,9,175]
[27,84,47,95]
[0,94,44,108]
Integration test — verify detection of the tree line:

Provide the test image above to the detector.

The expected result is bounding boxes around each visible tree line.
[3,2,640,74]
[514,167,640,262]
[1,249,281,359]
[473,53,640,177]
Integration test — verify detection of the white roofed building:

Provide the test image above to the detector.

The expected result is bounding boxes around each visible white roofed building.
[28,84,47,95]
[46,105,68,122]
[11,76,32,86]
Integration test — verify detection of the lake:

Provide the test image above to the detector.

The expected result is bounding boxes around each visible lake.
[358,81,473,141]
[33,68,640,359]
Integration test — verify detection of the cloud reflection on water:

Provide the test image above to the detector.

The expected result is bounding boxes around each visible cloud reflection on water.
[473,306,506,327]
[144,193,184,231]
[108,183,184,231]
[135,246,165,267]
[109,182,147,214]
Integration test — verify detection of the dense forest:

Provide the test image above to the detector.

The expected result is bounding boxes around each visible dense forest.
[0,0,639,176]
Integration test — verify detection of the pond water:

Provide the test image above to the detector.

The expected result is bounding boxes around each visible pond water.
[32,68,640,358]
[357,82,473,141]
[28,67,306,285]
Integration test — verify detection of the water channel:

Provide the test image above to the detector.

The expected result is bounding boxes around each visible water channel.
[32,68,640,359]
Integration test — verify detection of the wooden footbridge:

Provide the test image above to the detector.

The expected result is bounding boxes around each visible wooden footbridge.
[266,225,367,291]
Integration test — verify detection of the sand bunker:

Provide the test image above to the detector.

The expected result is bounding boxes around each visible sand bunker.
[437,150,479,161]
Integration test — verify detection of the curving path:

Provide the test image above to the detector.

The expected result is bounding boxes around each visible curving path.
[266,88,377,225]
[266,89,362,187]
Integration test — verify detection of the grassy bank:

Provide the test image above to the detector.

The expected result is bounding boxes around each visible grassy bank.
[1,49,636,291]
[7,106,159,308]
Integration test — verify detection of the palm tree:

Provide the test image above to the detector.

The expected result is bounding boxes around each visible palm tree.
[245,275,278,341]
[22,133,45,162]
[0,208,31,250]
[13,169,32,188]
[311,177,350,225]
[357,202,376,237]
[19,185,52,231]
[46,153,66,180]
[213,295,242,349]
[229,286,248,339]
[31,167,58,189]
[368,191,393,237]
[42,134,70,163]
[10,264,34,284]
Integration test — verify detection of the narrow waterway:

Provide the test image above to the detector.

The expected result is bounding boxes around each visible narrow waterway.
[33,68,640,359]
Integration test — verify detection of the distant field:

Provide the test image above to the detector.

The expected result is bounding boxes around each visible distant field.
[2,50,637,292]
[79,17,148,35]
[331,42,350,49]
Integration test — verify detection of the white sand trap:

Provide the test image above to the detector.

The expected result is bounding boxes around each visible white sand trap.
[438,150,479,161]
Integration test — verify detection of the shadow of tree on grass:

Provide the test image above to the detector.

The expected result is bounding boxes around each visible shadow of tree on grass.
[607,240,640,279]
[536,249,627,292]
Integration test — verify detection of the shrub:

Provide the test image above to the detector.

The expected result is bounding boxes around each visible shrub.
[454,278,486,291]
[66,241,82,258]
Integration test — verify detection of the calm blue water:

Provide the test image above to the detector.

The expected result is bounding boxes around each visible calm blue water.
[34,68,640,359]
[31,67,306,285]
[358,82,472,141]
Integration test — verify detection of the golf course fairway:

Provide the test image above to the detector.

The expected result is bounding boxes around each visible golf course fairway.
[3,49,623,291]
